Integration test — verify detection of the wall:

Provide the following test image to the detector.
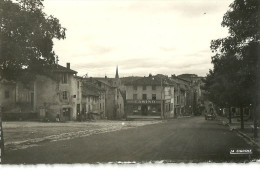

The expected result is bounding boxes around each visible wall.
[16,81,34,112]
[0,81,16,111]
[116,89,125,119]
[126,85,162,100]
[35,75,61,120]
[106,88,116,119]
[35,72,77,121]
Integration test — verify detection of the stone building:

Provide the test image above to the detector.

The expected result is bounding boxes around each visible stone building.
[85,77,125,120]
[84,66,125,119]
[0,79,17,113]
[125,74,175,119]
[177,74,205,115]
[170,75,191,116]
[0,77,36,120]
[81,81,106,119]
[34,63,79,121]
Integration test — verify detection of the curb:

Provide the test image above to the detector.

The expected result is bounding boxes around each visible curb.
[177,116,192,119]
[234,129,260,148]
[218,117,260,148]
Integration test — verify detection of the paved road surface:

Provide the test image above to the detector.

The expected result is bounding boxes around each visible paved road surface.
[2,116,259,164]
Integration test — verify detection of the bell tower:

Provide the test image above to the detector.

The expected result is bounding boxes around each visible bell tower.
[115,65,119,79]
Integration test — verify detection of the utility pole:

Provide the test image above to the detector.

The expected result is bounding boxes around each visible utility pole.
[0,104,4,160]
[228,107,232,124]
[253,93,259,138]
[240,107,244,130]
[161,78,164,120]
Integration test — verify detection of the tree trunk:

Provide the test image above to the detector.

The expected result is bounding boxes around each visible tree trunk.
[0,109,4,157]
[229,107,232,124]
[240,107,244,130]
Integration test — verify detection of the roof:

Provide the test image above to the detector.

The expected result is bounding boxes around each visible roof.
[120,76,143,84]
[82,82,103,97]
[85,77,117,88]
[125,75,174,86]
[96,79,114,87]
[49,64,77,74]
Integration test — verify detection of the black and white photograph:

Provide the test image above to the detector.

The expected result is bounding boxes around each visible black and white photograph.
[0,0,259,168]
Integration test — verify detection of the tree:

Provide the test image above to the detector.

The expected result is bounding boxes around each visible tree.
[0,0,66,81]
[204,0,260,133]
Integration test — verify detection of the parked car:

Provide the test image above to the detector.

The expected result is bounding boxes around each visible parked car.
[205,113,216,120]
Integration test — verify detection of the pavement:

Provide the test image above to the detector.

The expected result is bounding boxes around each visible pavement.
[2,116,259,164]
[217,116,260,150]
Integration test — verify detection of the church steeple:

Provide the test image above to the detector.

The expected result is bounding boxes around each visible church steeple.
[115,65,119,78]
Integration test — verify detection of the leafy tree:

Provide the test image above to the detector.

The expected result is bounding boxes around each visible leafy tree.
[204,0,260,131]
[0,0,66,81]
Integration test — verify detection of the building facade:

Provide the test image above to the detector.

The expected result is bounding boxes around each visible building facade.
[81,81,106,120]
[34,63,79,121]
[125,75,174,119]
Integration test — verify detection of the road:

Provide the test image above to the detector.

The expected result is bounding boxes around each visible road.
[2,116,259,164]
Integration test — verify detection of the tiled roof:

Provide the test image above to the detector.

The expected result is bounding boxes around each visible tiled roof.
[50,64,77,74]
[82,82,103,97]
[125,75,174,86]
[85,78,117,88]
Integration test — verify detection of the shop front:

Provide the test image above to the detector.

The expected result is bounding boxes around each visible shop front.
[126,100,162,117]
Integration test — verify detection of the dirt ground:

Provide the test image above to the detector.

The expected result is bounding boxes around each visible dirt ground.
[2,120,162,151]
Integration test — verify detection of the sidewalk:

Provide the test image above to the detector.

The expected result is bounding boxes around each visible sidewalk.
[217,116,260,149]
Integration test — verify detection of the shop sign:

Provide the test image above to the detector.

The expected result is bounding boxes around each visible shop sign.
[127,100,161,104]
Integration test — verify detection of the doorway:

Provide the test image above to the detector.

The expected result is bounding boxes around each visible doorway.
[141,105,148,116]
[62,108,71,121]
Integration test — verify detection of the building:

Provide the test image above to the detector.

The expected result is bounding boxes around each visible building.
[85,77,125,120]
[125,74,175,119]
[170,75,191,116]
[34,63,79,121]
[81,81,106,119]
[178,74,206,115]
[84,66,125,119]
[0,76,36,120]
[0,79,17,113]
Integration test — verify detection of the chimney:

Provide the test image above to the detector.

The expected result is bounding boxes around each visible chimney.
[66,63,70,69]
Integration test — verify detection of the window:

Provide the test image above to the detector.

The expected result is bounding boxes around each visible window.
[152,94,156,100]
[5,90,9,98]
[133,86,137,90]
[77,81,80,89]
[142,94,147,100]
[133,94,137,100]
[143,85,146,90]
[152,85,156,90]
[62,73,68,84]
[177,96,180,104]
[62,91,68,100]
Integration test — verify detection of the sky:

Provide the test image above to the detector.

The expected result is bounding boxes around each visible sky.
[43,0,233,78]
